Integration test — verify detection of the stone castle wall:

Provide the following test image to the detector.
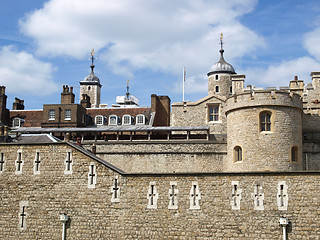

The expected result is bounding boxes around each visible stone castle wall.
[83,141,227,173]
[0,143,319,239]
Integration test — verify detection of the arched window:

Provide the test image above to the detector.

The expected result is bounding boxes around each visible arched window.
[136,114,145,125]
[95,115,104,125]
[122,115,132,125]
[234,146,242,162]
[87,86,91,91]
[109,115,118,125]
[215,86,219,93]
[215,75,219,80]
[260,111,272,132]
[12,117,24,128]
[291,146,298,162]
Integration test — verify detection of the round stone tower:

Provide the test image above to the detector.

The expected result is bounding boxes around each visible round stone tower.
[80,50,102,108]
[207,34,235,97]
[225,91,303,172]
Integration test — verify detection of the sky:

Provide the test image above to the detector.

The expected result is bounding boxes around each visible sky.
[1,0,320,109]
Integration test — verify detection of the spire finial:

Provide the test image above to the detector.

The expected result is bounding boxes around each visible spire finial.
[126,80,130,100]
[220,33,224,50]
[89,49,97,73]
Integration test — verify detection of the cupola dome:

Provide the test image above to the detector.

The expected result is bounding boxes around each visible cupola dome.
[207,34,236,76]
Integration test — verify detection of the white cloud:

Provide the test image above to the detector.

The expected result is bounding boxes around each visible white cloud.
[244,57,320,88]
[20,0,264,81]
[304,27,320,61]
[0,45,59,96]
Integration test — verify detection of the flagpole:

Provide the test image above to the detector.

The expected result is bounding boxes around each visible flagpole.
[183,67,186,102]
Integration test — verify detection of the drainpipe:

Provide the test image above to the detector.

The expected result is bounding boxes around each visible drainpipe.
[279,216,289,240]
[60,213,69,240]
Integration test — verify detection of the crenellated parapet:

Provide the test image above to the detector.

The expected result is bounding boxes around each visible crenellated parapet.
[226,90,303,114]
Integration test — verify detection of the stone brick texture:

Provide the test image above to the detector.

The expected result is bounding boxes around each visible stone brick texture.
[0,143,319,239]
[83,141,226,173]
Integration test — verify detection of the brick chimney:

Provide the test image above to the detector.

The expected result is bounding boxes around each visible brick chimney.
[12,97,25,110]
[61,85,75,104]
[81,94,91,108]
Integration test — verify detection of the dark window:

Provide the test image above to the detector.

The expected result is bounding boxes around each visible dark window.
[260,112,271,131]
[209,105,219,122]
[234,146,242,162]
[291,146,298,162]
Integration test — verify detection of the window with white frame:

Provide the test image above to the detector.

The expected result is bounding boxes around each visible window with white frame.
[15,150,23,175]
[231,181,242,210]
[12,117,24,128]
[111,175,120,202]
[208,105,220,122]
[0,152,5,173]
[168,181,178,209]
[65,109,71,120]
[64,150,73,174]
[136,114,145,125]
[109,115,118,125]
[48,110,55,120]
[88,163,97,188]
[253,183,264,210]
[122,115,131,125]
[33,150,41,175]
[95,115,104,125]
[277,181,288,210]
[189,181,201,209]
[147,181,159,209]
[18,201,29,230]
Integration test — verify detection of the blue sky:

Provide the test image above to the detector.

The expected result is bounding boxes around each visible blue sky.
[1,0,320,109]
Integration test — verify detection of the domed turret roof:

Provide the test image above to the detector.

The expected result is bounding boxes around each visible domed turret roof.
[83,65,100,83]
[207,34,236,76]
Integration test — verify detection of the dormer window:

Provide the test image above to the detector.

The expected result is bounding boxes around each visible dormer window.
[109,115,118,125]
[12,117,24,128]
[122,115,132,125]
[136,114,145,125]
[95,115,104,125]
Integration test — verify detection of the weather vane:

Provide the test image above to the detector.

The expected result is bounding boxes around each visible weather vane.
[89,48,97,65]
[220,33,224,49]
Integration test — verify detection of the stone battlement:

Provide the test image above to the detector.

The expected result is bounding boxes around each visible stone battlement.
[226,90,303,114]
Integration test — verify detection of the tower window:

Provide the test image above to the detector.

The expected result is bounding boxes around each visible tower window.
[208,105,219,122]
[230,86,232,94]
[260,111,272,132]
[215,86,219,93]
[88,86,91,91]
[291,146,298,162]
[234,146,242,162]
[215,75,219,80]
